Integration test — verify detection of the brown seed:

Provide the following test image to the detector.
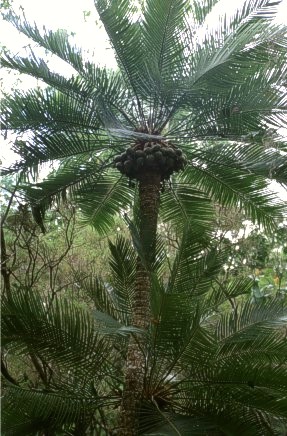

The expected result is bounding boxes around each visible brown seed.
[146,154,155,167]
[114,155,122,163]
[116,162,124,173]
[151,144,161,152]
[136,157,145,168]
[123,160,133,173]
[135,150,145,158]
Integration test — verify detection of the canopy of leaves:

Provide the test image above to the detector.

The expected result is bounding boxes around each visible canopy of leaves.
[0,0,286,233]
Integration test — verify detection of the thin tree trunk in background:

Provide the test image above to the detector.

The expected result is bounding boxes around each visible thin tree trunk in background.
[1,182,18,295]
[1,226,11,293]
[119,172,161,435]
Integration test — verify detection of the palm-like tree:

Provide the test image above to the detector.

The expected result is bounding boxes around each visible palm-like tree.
[1,0,287,432]
[2,233,287,435]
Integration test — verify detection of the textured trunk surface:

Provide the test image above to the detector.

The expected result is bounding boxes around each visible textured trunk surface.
[119,172,161,435]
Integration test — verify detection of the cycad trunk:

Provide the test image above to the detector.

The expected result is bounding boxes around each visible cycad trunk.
[119,172,161,435]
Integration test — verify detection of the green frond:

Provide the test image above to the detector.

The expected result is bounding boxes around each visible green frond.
[215,297,287,344]
[172,381,287,435]
[215,0,283,36]
[76,170,134,233]
[166,226,226,295]
[148,292,214,387]
[142,0,189,78]
[145,294,287,434]
[2,382,104,435]
[19,165,133,234]
[80,233,164,327]
[1,52,74,91]
[147,227,225,379]
[16,156,109,230]
[269,160,287,186]
[22,155,108,205]
[190,0,221,25]
[123,212,166,275]
[131,0,192,130]
[160,181,214,233]
[94,0,146,112]
[81,275,130,324]
[188,3,285,89]
[167,65,287,139]
[198,299,287,399]
[1,287,114,381]
[1,54,137,129]
[92,309,142,337]
[176,367,287,430]
[2,87,102,134]
[4,130,111,173]
[203,276,253,311]
[108,235,137,315]
[181,148,285,232]
[3,12,85,73]
[164,12,286,122]
[139,403,221,435]
[190,142,287,189]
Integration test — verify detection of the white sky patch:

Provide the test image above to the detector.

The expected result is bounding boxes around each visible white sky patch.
[1,0,116,71]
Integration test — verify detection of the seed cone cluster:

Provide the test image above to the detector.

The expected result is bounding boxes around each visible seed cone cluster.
[114,142,187,180]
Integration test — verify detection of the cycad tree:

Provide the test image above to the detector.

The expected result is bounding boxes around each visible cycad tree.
[1,0,287,433]
[2,233,287,435]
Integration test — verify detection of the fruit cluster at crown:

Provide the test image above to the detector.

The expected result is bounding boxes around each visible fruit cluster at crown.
[114,141,187,180]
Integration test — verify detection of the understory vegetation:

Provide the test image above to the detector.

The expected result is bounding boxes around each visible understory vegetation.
[1,190,287,434]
